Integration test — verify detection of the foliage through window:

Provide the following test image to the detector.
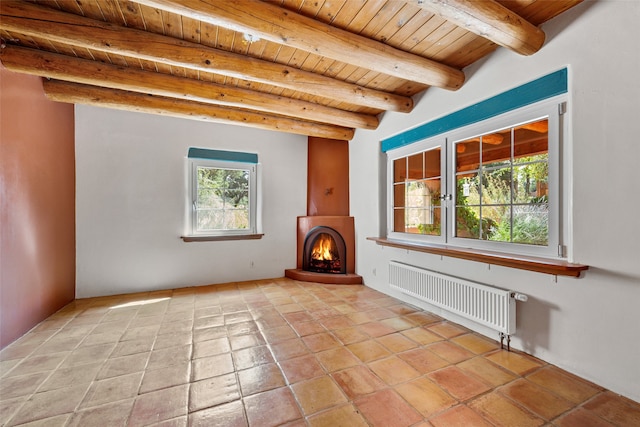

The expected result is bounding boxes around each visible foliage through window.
[196,166,250,232]
[187,149,258,238]
[388,101,563,257]
[454,118,549,245]
[392,147,443,237]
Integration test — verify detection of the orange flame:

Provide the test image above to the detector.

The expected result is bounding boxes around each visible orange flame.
[311,234,336,261]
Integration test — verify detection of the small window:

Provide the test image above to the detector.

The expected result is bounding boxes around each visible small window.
[186,148,260,238]
[392,145,446,241]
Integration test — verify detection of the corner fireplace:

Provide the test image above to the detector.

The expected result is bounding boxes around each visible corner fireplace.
[303,226,346,274]
[284,137,362,285]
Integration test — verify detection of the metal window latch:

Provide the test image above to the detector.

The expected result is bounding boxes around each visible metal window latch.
[439,194,452,201]
[559,102,567,115]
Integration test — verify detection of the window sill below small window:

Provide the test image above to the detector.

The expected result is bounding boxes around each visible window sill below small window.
[181,234,264,242]
[367,237,588,278]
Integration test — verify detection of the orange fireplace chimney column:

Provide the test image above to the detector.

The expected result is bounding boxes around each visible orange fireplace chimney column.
[307,137,350,216]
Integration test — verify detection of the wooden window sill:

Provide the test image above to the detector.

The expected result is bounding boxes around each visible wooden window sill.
[367,237,588,278]
[181,234,264,242]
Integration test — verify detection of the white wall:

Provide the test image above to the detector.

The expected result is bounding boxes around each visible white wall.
[350,0,640,402]
[76,107,307,298]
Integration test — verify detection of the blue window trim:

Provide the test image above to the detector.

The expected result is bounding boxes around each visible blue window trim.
[381,68,568,152]
[188,147,258,164]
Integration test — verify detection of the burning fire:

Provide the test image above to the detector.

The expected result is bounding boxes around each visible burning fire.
[311,234,337,261]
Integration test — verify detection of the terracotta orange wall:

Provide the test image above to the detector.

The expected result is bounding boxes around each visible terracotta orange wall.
[307,137,350,216]
[0,64,76,349]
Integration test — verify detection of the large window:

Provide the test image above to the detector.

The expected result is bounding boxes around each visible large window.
[388,100,564,258]
[186,148,259,238]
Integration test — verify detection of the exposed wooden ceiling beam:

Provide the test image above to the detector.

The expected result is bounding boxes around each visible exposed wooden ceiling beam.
[0,1,412,113]
[130,0,465,90]
[0,45,378,130]
[405,0,545,56]
[43,80,355,140]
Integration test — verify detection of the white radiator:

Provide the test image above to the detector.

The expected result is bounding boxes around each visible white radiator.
[389,261,522,336]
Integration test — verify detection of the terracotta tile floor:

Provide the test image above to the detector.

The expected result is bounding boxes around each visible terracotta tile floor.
[1,278,639,426]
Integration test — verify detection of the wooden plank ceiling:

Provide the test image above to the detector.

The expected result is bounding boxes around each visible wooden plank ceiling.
[0,0,582,140]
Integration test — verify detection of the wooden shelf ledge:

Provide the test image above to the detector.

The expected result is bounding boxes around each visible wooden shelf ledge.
[181,234,264,242]
[367,237,588,278]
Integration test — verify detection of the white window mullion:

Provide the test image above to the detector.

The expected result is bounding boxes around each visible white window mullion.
[478,136,484,241]
[510,127,515,243]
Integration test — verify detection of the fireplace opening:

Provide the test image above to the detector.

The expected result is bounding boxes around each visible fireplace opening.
[303,226,347,274]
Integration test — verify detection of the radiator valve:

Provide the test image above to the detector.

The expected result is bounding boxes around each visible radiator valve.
[511,292,528,302]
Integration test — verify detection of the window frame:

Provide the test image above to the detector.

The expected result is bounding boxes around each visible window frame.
[387,96,566,258]
[185,151,260,239]
[388,137,447,245]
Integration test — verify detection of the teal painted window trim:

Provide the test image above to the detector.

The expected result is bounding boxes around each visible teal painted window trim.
[381,68,567,152]
[188,147,258,164]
